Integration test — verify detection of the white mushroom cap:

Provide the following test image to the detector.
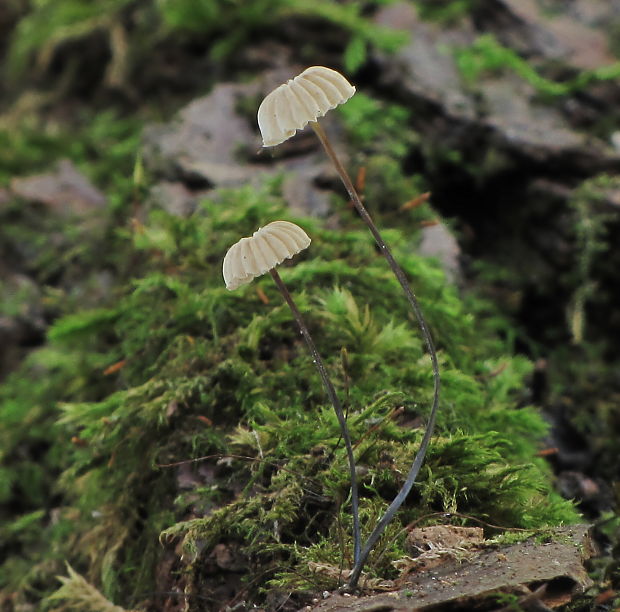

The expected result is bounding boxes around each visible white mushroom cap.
[223,221,311,291]
[258,66,356,147]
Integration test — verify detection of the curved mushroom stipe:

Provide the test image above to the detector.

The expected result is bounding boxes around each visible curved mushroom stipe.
[222,221,362,563]
[256,67,441,586]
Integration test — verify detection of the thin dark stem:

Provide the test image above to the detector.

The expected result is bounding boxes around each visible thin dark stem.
[311,121,441,588]
[269,268,361,564]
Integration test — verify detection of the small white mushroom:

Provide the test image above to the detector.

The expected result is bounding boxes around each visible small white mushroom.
[257,65,441,589]
[222,219,361,563]
[222,221,311,291]
[258,66,356,147]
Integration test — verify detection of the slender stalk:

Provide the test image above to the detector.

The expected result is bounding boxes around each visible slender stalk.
[270,268,361,564]
[311,121,441,588]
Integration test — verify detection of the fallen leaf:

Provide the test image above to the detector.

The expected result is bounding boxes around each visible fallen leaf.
[400,192,430,211]
[356,166,366,194]
[256,286,270,305]
[103,359,127,375]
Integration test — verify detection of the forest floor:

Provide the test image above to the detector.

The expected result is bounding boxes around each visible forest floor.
[1,1,620,611]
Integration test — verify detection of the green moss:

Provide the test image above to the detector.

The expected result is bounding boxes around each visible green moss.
[539,175,620,494]
[0,0,601,606]
[159,0,407,63]
[7,0,406,88]
[0,178,578,605]
[416,0,479,24]
[455,34,620,97]
[338,92,419,160]
[337,91,432,233]
[0,104,581,609]
[564,175,620,345]
[6,0,133,77]
[0,110,141,188]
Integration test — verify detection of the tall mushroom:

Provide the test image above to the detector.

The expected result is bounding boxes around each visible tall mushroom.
[223,220,361,563]
[258,67,440,587]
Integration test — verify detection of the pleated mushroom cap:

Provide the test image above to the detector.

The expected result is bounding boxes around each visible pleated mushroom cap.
[258,66,356,147]
[223,221,311,290]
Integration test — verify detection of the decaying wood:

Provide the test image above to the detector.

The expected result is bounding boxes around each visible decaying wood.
[307,524,594,612]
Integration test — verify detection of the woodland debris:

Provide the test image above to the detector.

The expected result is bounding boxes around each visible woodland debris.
[308,525,594,611]
[209,543,247,572]
[398,525,485,572]
[405,525,484,553]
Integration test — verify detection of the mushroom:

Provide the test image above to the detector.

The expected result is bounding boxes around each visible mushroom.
[223,220,361,562]
[258,67,441,587]
[258,66,355,147]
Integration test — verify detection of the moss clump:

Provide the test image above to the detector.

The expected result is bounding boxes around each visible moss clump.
[564,175,620,348]
[45,563,133,612]
[0,110,141,187]
[0,169,580,609]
